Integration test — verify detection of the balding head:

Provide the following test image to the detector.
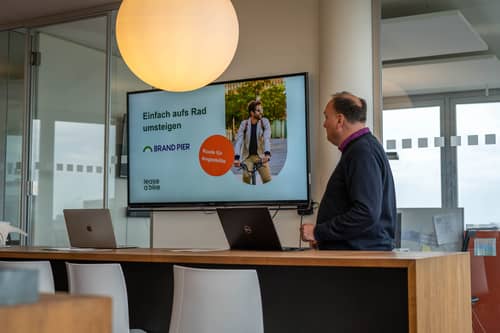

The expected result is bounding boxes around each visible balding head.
[331,91,366,123]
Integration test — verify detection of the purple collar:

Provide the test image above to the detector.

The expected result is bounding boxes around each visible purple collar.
[338,127,370,152]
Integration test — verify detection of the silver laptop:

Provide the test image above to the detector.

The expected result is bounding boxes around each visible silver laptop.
[217,207,306,251]
[63,208,136,249]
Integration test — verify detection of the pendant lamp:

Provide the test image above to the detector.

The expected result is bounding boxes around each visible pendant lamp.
[116,0,239,92]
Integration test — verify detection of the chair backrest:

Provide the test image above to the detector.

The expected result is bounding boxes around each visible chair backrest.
[66,263,129,333]
[169,265,264,333]
[0,260,55,293]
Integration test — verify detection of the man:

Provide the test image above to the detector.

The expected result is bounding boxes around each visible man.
[301,92,396,250]
[233,100,272,184]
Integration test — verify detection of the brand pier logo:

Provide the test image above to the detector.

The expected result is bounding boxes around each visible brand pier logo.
[143,143,191,153]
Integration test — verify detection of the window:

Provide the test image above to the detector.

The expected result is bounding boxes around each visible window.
[383,106,441,207]
[382,1,500,229]
[456,101,500,226]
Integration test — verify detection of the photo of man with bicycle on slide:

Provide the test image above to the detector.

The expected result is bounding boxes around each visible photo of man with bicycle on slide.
[233,100,272,185]
[225,77,288,185]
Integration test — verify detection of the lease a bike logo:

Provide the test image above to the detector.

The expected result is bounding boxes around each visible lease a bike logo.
[143,145,153,152]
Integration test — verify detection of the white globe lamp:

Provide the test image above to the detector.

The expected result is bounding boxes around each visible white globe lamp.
[116,0,239,92]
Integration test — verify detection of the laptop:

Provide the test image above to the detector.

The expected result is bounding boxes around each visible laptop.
[216,207,306,251]
[63,208,136,249]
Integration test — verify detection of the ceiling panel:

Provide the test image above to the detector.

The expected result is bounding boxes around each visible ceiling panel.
[382,10,488,61]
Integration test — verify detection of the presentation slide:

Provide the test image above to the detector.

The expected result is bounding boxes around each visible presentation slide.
[128,73,309,207]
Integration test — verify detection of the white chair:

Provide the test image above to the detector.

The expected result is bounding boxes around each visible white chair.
[169,265,264,333]
[66,262,146,333]
[0,260,55,293]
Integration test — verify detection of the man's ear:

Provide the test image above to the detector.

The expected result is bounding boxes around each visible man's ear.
[336,113,344,128]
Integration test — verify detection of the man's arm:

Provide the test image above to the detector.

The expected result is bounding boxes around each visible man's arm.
[262,118,272,161]
[314,151,384,241]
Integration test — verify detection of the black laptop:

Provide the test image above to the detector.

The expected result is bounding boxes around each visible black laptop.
[216,207,306,251]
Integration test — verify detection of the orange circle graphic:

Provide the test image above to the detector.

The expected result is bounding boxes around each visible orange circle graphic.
[199,135,234,176]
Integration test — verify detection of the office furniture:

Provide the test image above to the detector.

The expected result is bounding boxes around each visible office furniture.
[0,267,38,305]
[169,265,263,333]
[66,263,146,333]
[0,293,111,333]
[0,247,471,333]
[464,230,500,332]
[0,260,55,293]
[399,207,464,251]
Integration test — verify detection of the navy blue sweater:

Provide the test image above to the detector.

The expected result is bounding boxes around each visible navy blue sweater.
[314,132,396,250]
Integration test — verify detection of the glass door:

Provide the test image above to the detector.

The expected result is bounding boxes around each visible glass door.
[29,17,107,246]
[0,31,26,244]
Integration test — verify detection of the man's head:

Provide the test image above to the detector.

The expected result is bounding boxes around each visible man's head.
[248,100,263,120]
[323,91,367,146]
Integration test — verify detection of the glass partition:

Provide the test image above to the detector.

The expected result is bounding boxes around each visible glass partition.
[30,17,107,246]
[0,31,25,243]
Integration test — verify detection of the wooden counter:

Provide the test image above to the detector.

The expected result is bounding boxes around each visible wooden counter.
[0,293,111,333]
[0,247,471,333]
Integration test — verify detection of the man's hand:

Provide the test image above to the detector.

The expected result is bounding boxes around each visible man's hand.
[300,223,316,242]
[233,160,241,168]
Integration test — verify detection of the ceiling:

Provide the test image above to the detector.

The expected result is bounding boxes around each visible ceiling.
[1,0,499,97]
[0,0,118,28]
[1,1,498,48]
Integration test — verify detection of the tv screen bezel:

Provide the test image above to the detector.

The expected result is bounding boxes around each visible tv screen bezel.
[126,72,311,210]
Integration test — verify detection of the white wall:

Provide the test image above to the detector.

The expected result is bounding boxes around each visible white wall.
[29,0,376,248]
[152,0,376,248]
[109,55,151,247]
[152,0,323,248]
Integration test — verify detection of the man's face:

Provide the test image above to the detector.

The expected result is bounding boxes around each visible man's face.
[323,101,342,146]
[252,104,263,120]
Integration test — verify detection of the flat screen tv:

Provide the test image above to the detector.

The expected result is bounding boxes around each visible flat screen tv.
[127,72,310,209]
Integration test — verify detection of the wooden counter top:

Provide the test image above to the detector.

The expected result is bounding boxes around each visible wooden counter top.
[0,293,111,333]
[0,246,468,268]
[0,247,471,333]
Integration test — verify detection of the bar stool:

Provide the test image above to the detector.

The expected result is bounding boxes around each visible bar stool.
[66,262,146,333]
[0,260,55,293]
[169,265,264,333]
